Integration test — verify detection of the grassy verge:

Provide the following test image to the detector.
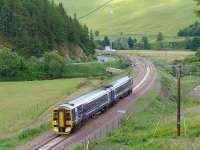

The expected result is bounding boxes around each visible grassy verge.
[0,123,50,150]
[74,62,200,150]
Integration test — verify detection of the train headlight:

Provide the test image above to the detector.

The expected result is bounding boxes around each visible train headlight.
[53,120,58,125]
[65,127,71,133]
[53,127,59,132]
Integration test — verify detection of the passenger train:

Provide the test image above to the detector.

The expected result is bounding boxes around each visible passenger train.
[52,76,133,134]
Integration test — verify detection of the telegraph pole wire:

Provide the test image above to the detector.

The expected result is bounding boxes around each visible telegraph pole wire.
[78,0,114,20]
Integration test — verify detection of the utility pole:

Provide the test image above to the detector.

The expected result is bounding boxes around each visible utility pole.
[176,65,181,136]
[109,10,113,50]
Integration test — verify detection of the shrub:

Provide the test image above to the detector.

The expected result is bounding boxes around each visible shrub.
[0,48,27,79]
[195,50,200,60]
[41,51,67,78]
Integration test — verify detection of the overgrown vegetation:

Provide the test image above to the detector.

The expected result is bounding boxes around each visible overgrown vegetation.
[0,0,95,58]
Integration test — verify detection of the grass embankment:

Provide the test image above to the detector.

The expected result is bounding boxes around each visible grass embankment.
[75,62,200,150]
[55,0,197,36]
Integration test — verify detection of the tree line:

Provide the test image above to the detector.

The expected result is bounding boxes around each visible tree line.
[0,47,127,81]
[178,22,200,51]
[97,32,169,50]
[0,0,95,58]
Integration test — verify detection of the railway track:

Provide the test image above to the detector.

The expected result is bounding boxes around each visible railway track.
[36,136,66,150]
[17,56,157,150]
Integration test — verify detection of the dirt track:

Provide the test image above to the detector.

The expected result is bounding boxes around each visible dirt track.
[17,56,157,150]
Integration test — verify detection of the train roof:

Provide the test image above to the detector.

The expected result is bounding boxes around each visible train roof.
[108,76,132,88]
[60,88,108,109]
[59,76,133,109]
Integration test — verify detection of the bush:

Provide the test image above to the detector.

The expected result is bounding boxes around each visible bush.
[0,48,27,79]
[195,50,200,60]
[41,52,67,78]
[189,37,200,51]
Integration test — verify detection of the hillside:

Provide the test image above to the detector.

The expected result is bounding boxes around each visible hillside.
[55,0,198,36]
[0,0,95,58]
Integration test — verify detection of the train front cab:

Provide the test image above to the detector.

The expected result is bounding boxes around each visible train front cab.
[52,107,73,134]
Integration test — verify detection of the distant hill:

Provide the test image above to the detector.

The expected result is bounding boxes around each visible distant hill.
[55,0,198,36]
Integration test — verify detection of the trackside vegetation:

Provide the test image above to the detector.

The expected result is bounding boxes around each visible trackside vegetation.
[0,123,50,150]
[73,61,200,150]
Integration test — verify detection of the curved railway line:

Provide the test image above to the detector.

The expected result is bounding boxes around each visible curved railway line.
[17,56,157,150]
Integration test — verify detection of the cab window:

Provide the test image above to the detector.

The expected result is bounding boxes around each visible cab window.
[53,111,58,120]
[65,112,71,120]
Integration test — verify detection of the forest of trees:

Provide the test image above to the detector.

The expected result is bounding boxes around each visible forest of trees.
[178,22,200,37]
[177,22,200,51]
[0,0,95,58]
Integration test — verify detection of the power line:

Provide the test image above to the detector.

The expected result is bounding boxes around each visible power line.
[78,0,114,20]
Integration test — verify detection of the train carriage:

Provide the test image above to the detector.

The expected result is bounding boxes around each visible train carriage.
[52,76,133,134]
[52,88,111,134]
[107,76,133,100]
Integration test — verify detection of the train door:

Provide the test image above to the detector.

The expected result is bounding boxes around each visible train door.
[58,109,72,133]
[111,89,115,101]
[58,110,65,128]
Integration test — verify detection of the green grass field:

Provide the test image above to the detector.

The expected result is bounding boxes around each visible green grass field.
[55,0,198,36]
[0,78,87,138]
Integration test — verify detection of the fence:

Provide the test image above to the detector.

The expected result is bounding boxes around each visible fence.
[78,117,122,150]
